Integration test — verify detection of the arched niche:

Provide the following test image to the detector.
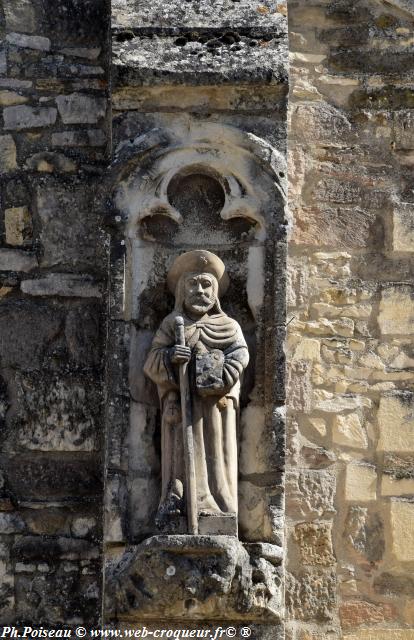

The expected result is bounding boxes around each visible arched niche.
[100,122,287,547]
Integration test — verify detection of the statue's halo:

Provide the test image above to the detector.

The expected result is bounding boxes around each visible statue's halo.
[167,250,229,295]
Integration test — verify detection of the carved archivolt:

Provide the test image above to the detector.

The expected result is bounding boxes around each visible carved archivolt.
[107,122,287,243]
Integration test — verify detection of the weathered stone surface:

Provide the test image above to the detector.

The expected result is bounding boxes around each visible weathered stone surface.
[286,569,336,622]
[0,249,37,272]
[3,105,57,130]
[378,286,414,335]
[3,0,36,33]
[344,507,384,563]
[113,34,287,87]
[382,475,414,496]
[112,0,287,30]
[344,464,377,502]
[390,501,414,562]
[65,305,101,368]
[0,90,28,106]
[340,600,396,631]
[13,536,98,562]
[314,393,370,413]
[293,522,335,566]
[287,360,312,411]
[6,32,50,51]
[286,471,335,519]
[332,413,367,449]
[0,135,17,172]
[393,203,414,253]
[0,300,62,369]
[0,513,26,534]
[36,182,101,268]
[4,206,32,246]
[21,274,101,298]
[106,535,282,621]
[238,481,283,544]
[51,129,106,147]
[3,455,101,501]
[14,373,99,452]
[15,569,100,626]
[377,393,414,452]
[374,572,414,597]
[56,93,107,124]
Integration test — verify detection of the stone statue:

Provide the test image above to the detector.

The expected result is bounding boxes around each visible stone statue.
[144,250,249,534]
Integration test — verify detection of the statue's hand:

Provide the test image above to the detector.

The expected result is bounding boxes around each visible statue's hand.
[170,345,191,364]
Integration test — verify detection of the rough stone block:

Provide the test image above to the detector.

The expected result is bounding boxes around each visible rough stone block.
[378,285,414,335]
[4,0,36,33]
[238,481,283,544]
[392,203,414,253]
[106,535,283,622]
[113,34,287,87]
[382,475,414,496]
[56,93,106,124]
[14,373,99,452]
[240,404,284,475]
[340,600,396,631]
[15,570,100,626]
[332,413,367,449]
[344,464,377,502]
[112,0,287,30]
[0,249,37,272]
[21,274,101,298]
[0,300,62,369]
[394,110,414,150]
[0,91,28,107]
[3,455,101,501]
[4,105,57,130]
[287,360,312,411]
[286,470,335,519]
[292,205,376,249]
[344,507,384,563]
[6,33,50,51]
[374,572,414,597]
[51,129,106,147]
[0,135,17,172]
[286,569,336,622]
[390,501,414,562]
[36,182,101,268]
[292,522,335,567]
[377,393,414,452]
[5,206,32,246]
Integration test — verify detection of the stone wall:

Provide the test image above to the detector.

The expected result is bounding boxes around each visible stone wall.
[0,0,110,626]
[287,0,414,638]
[1,0,414,636]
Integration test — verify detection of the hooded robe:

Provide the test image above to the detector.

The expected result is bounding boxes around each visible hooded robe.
[144,275,249,519]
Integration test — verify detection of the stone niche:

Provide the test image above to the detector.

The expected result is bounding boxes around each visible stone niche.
[101,121,287,625]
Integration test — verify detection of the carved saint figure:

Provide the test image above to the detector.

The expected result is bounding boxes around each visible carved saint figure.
[144,250,249,529]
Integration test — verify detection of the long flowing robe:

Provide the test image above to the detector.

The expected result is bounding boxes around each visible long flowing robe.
[144,303,249,517]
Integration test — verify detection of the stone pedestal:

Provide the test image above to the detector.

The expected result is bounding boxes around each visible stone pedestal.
[105,535,283,623]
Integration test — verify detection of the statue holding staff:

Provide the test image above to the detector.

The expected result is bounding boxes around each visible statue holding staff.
[144,250,249,533]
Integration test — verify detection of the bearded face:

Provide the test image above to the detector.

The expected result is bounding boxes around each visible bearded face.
[183,272,216,316]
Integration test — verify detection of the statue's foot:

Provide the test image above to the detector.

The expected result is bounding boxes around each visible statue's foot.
[198,495,222,517]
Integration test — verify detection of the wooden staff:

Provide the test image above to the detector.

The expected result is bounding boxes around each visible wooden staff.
[175,316,198,535]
